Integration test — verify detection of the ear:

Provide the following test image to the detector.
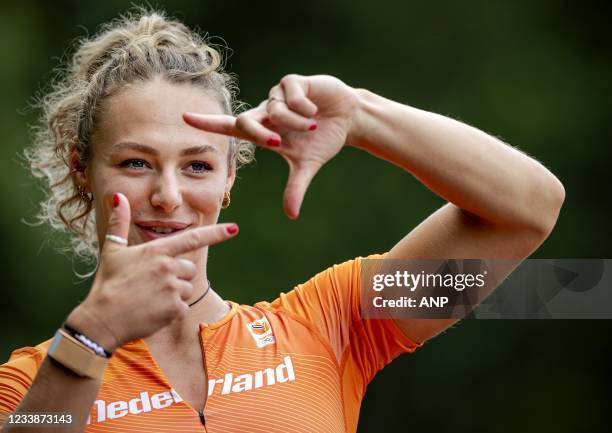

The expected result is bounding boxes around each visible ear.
[225,159,236,193]
[70,152,89,191]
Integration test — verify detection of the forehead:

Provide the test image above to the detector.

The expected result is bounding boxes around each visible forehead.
[93,76,228,152]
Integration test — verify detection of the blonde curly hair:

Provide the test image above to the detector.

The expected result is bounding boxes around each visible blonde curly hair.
[24,8,254,267]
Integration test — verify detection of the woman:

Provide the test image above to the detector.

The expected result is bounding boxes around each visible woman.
[0,9,564,433]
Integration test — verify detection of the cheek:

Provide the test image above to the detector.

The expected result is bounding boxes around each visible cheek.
[93,177,149,232]
[182,182,224,215]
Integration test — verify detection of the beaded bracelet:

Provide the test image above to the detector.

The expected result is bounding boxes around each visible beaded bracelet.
[62,322,113,358]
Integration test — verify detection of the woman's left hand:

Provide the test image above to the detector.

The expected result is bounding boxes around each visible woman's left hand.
[184,74,360,219]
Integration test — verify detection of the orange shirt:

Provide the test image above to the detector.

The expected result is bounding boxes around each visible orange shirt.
[0,255,420,432]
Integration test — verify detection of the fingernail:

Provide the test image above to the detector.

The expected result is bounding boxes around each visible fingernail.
[267,137,281,147]
[226,224,239,235]
[113,193,120,208]
[309,122,318,131]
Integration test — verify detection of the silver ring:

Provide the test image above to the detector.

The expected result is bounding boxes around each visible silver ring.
[268,97,286,104]
[105,234,128,246]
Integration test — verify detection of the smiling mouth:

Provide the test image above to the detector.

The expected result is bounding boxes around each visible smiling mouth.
[140,226,180,234]
[135,222,190,238]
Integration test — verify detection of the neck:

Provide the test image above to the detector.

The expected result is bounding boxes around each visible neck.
[145,282,230,348]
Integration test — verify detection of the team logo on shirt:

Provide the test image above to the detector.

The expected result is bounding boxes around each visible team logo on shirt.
[246,316,276,348]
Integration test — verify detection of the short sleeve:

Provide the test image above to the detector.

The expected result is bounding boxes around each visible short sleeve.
[269,254,421,383]
[0,346,45,422]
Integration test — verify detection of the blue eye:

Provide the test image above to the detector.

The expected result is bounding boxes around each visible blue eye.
[189,161,212,173]
[120,159,149,169]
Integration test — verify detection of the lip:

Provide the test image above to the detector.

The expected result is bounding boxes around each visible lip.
[135,220,191,240]
[135,220,190,229]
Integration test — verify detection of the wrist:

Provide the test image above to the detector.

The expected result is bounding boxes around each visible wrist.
[65,304,120,353]
[345,88,425,159]
[345,88,368,148]
[47,329,109,379]
[346,89,386,150]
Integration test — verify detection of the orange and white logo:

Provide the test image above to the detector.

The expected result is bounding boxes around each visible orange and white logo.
[247,316,275,348]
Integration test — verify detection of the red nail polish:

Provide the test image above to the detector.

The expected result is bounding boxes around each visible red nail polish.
[226,224,239,235]
[113,193,120,208]
[266,137,281,147]
[309,122,318,131]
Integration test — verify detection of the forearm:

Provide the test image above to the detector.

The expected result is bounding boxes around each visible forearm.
[0,357,101,433]
[347,89,565,233]
[1,307,116,433]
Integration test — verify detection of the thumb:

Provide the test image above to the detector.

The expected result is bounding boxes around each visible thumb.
[103,192,131,252]
[283,161,319,220]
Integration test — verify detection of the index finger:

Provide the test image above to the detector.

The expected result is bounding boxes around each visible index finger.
[147,223,239,257]
[184,110,282,148]
[183,113,240,138]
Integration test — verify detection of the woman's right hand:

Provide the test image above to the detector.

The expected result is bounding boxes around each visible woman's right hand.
[64,193,238,353]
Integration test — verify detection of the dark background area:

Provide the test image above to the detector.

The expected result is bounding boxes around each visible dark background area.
[1,1,610,432]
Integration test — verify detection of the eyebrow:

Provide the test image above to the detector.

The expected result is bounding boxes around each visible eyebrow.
[112,141,218,156]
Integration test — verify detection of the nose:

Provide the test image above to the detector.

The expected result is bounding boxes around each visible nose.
[150,170,182,213]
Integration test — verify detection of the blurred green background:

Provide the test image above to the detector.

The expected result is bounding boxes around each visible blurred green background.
[1,0,610,432]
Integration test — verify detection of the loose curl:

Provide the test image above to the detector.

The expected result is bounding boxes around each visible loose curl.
[23,8,255,269]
